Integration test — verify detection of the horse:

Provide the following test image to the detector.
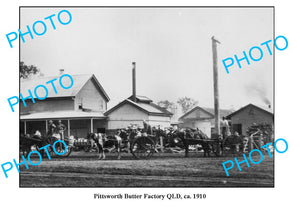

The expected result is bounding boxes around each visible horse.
[184,128,213,157]
[87,133,122,160]
[223,132,244,154]
[165,128,212,157]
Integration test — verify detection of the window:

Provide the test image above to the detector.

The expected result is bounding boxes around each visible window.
[232,124,242,135]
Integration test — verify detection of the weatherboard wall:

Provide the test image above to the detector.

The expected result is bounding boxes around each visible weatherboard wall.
[75,78,107,112]
[230,106,274,135]
[107,103,171,129]
[148,115,171,128]
[20,98,74,113]
[107,103,148,129]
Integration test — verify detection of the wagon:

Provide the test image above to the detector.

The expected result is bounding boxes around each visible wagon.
[129,131,223,159]
[129,134,156,159]
[20,135,73,158]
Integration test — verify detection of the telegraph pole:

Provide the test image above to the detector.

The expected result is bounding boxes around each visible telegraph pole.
[211,36,221,154]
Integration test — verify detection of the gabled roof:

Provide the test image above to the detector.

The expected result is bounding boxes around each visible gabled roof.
[202,107,233,118]
[178,106,214,121]
[226,104,273,119]
[21,74,110,102]
[105,96,173,117]
[128,95,152,103]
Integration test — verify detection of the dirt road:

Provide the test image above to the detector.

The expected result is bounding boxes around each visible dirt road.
[20,152,274,187]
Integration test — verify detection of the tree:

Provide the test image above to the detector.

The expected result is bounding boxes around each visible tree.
[157,100,175,109]
[20,61,40,79]
[177,97,198,114]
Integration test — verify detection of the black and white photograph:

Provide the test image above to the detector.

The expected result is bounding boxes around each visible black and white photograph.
[2,0,300,212]
[19,7,275,187]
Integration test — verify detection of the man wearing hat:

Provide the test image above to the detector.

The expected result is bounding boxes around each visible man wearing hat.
[57,120,66,140]
[47,120,56,137]
[143,120,153,135]
[221,116,230,139]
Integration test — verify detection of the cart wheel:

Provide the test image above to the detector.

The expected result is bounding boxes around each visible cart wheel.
[61,145,72,157]
[51,142,72,158]
[130,136,155,159]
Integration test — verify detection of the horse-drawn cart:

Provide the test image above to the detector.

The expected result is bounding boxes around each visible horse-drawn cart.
[184,137,222,157]
[84,129,158,160]
[129,134,156,159]
[20,135,73,158]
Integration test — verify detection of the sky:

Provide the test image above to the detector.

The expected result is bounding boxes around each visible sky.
[20,7,274,112]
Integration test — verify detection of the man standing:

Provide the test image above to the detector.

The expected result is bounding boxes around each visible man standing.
[220,116,230,139]
[142,120,152,135]
[57,120,66,140]
[47,120,56,137]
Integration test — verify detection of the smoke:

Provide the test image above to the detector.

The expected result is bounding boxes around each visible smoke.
[262,97,271,106]
[244,83,271,106]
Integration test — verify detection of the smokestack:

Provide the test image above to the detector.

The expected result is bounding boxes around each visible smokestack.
[59,69,64,75]
[132,62,136,102]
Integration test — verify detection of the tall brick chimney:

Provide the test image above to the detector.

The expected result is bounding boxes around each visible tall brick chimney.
[59,69,64,75]
[132,62,136,102]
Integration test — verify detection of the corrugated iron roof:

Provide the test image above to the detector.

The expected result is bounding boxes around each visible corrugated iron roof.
[105,96,173,117]
[20,74,110,101]
[128,95,152,103]
[202,107,234,118]
[226,103,274,119]
[178,106,214,120]
[20,110,107,120]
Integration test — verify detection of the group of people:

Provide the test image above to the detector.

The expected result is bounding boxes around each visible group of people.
[47,120,67,140]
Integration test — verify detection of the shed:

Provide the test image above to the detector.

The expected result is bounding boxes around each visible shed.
[178,106,214,136]
[105,95,173,130]
[226,103,274,135]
